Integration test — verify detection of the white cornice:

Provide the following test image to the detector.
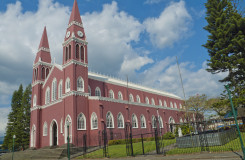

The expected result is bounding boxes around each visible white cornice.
[88,72,182,100]
[88,96,181,111]
[33,60,53,68]
[62,90,89,98]
[32,80,44,87]
[38,47,50,53]
[63,59,88,68]
[68,21,83,28]
[62,34,88,47]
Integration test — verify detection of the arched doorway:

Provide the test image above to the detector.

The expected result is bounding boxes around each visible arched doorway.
[50,120,58,146]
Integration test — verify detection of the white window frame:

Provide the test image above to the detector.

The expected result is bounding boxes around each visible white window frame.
[159,100,162,106]
[43,121,48,136]
[170,102,173,108]
[45,87,50,104]
[77,113,86,130]
[140,115,146,128]
[91,112,98,130]
[132,114,138,128]
[117,112,124,128]
[33,94,37,107]
[65,77,71,93]
[95,87,101,97]
[129,94,134,102]
[88,85,91,96]
[52,78,57,101]
[118,91,123,100]
[152,115,157,128]
[77,77,84,92]
[158,116,163,128]
[58,80,63,98]
[106,111,114,128]
[174,102,177,109]
[136,95,140,103]
[109,90,114,99]
[145,97,149,104]
[151,98,155,105]
[164,100,167,107]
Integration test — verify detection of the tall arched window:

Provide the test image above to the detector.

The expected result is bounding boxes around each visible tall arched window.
[46,68,49,78]
[66,47,68,61]
[117,113,124,128]
[88,86,91,96]
[145,97,149,104]
[152,115,157,128]
[132,114,138,128]
[52,78,57,101]
[136,95,140,103]
[158,116,163,128]
[159,100,162,106]
[77,113,86,130]
[80,46,84,61]
[164,100,167,107]
[118,91,123,100]
[140,115,146,128]
[109,90,114,99]
[33,95,37,107]
[106,112,114,128]
[151,98,155,105]
[58,80,63,98]
[75,44,79,59]
[129,94,134,102]
[91,112,98,129]
[42,67,45,79]
[43,122,48,136]
[179,103,182,109]
[170,102,173,108]
[65,78,70,93]
[69,45,71,60]
[77,77,84,92]
[45,87,50,104]
[95,87,101,96]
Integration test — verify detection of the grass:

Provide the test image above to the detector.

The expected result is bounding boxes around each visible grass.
[76,139,176,159]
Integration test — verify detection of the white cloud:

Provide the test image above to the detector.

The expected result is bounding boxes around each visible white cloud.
[144,0,192,48]
[0,107,11,136]
[144,0,165,5]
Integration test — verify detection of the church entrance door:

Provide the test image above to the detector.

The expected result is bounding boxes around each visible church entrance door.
[53,123,57,146]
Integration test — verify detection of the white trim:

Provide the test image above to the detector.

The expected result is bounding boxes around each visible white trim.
[77,112,86,130]
[67,20,84,28]
[117,112,124,128]
[106,111,114,128]
[109,89,114,99]
[63,59,88,69]
[91,112,98,130]
[38,47,50,53]
[43,121,48,136]
[33,60,52,68]
[140,115,146,128]
[132,114,138,128]
[33,94,37,107]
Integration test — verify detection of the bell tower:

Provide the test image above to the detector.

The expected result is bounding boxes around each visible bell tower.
[62,0,88,65]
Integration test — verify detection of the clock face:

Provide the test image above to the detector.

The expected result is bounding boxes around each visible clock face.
[66,31,70,38]
[77,31,83,38]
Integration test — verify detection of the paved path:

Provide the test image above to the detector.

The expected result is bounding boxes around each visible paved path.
[77,151,244,160]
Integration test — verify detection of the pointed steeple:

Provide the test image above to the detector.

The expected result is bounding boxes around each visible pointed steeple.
[38,26,49,49]
[69,0,82,24]
[34,26,51,64]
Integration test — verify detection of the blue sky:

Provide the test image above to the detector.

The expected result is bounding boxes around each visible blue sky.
[0,0,243,136]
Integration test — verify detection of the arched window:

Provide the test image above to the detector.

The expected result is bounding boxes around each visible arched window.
[91,112,98,129]
[179,103,182,109]
[75,44,79,59]
[65,78,70,93]
[117,113,124,128]
[169,117,175,132]
[106,112,114,128]
[145,97,149,104]
[58,80,63,98]
[109,90,114,99]
[158,116,163,128]
[152,115,157,128]
[164,100,167,107]
[88,86,91,96]
[174,102,177,109]
[77,77,84,92]
[140,115,146,128]
[151,98,155,105]
[43,122,48,136]
[77,113,86,130]
[132,114,138,128]
[42,67,45,79]
[118,91,123,100]
[46,68,49,78]
[33,94,37,107]
[80,46,84,61]
[95,87,101,96]
[36,68,38,80]
[170,102,173,108]
[136,95,140,103]
[159,100,162,106]
[45,87,50,104]
[129,94,134,102]
[66,47,68,61]
[69,45,71,60]
[52,78,57,101]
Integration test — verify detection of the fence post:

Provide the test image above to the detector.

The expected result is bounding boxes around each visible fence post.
[225,85,245,160]
[141,134,144,155]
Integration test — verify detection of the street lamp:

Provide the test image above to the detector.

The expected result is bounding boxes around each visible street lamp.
[12,135,16,160]
[67,121,70,160]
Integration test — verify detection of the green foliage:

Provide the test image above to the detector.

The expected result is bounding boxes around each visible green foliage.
[239,124,245,132]
[162,132,175,139]
[2,84,32,151]
[108,137,155,146]
[175,125,193,137]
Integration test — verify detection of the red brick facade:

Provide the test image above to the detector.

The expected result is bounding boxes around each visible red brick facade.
[30,0,187,149]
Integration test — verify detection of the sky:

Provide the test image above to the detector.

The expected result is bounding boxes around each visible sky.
[0,0,244,136]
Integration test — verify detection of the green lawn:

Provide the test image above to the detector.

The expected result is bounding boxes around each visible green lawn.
[76,139,175,159]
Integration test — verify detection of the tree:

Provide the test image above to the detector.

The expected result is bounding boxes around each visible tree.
[203,0,245,107]
[206,97,229,117]
[2,84,31,150]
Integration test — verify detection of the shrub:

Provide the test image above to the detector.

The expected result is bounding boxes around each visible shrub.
[239,124,245,132]
[162,132,175,139]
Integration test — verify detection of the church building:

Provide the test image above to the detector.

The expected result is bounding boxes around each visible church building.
[30,0,188,148]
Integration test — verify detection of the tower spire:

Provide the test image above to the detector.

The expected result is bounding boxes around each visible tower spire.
[69,0,82,24]
[39,26,49,49]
